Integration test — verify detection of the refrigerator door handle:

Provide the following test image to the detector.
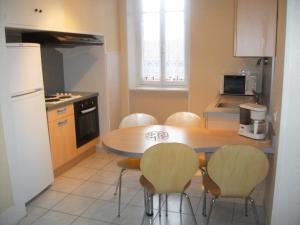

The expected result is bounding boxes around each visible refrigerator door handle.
[11,88,43,98]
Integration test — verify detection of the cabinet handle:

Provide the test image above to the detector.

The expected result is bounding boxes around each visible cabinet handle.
[39,9,43,13]
[57,119,68,127]
[57,107,67,115]
[34,8,38,12]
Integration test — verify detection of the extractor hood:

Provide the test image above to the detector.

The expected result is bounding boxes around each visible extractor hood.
[22,31,104,47]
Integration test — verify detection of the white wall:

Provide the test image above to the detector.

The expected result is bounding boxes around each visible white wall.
[270,0,300,224]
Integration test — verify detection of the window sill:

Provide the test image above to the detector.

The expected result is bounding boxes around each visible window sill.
[129,86,189,92]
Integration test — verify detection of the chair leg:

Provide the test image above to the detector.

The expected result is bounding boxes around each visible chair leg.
[245,197,249,216]
[114,168,126,196]
[182,193,197,225]
[165,193,168,216]
[202,189,207,216]
[158,194,162,217]
[179,193,183,213]
[249,197,260,225]
[206,197,216,225]
[117,168,126,217]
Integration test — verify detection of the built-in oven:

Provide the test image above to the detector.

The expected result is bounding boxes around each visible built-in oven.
[74,96,99,148]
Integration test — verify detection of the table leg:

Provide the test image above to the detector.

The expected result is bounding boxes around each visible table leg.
[144,189,154,216]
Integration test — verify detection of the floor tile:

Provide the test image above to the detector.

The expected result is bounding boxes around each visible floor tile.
[70,217,110,225]
[30,190,67,209]
[99,186,139,204]
[88,171,119,185]
[17,206,47,225]
[101,161,122,172]
[81,199,126,223]
[161,194,200,215]
[113,205,156,225]
[62,167,98,180]
[72,181,111,199]
[52,195,95,216]
[232,203,265,225]
[153,211,199,225]
[31,211,76,225]
[51,177,84,193]
[78,158,111,170]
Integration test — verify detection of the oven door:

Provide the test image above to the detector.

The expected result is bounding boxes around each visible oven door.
[75,105,99,148]
[223,75,246,95]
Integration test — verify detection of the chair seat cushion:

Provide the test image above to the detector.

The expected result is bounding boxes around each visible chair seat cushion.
[140,175,191,194]
[203,173,221,198]
[117,157,140,170]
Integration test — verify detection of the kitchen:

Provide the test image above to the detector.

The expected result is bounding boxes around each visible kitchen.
[0,1,299,225]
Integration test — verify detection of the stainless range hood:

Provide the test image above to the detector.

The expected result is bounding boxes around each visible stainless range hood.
[22,31,104,47]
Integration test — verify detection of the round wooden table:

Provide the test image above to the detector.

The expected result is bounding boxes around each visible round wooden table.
[102,125,272,157]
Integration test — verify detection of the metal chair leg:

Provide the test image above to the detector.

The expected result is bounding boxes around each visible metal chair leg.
[165,193,168,216]
[114,168,126,195]
[117,168,126,217]
[183,193,197,225]
[179,193,183,213]
[206,198,216,225]
[249,197,260,225]
[159,194,162,217]
[202,189,207,216]
[245,197,249,216]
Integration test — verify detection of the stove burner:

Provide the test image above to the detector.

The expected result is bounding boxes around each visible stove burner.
[46,98,61,103]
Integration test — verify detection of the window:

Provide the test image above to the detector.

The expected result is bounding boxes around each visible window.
[133,0,189,88]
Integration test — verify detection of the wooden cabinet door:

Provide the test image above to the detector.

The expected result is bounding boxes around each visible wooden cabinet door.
[234,0,277,57]
[48,115,77,170]
[3,0,64,31]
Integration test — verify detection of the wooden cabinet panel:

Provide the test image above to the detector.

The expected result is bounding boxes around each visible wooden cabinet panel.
[3,0,64,31]
[48,114,77,170]
[47,105,74,122]
[234,0,277,57]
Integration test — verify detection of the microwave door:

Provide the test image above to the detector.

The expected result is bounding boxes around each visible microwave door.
[223,76,245,95]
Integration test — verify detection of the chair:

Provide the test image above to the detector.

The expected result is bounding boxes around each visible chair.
[140,143,199,225]
[115,113,158,217]
[164,112,202,128]
[202,145,269,225]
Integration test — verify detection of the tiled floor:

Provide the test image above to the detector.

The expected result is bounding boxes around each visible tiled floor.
[18,149,265,225]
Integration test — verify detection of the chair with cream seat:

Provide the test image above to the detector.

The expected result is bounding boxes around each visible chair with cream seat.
[165,112,206,209]
[202,145,269,225]
[164,112,202,128]
[114,113,158,217]
[140,143,199,225]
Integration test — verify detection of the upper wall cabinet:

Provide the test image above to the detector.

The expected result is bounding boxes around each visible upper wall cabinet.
[3,0,64,31]
[234,0,277,57]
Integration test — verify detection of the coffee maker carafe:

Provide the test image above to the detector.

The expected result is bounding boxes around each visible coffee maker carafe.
[239,103,267,140]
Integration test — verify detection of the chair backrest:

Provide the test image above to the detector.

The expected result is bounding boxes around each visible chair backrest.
[164,112,201,128]
[140,143,199,194]
[119,113,158,128]
[207,145,269,198]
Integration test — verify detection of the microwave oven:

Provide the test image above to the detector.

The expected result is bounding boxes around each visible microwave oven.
[220,74,257,95]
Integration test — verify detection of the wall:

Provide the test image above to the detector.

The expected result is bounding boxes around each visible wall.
[264,0,286,224]
[130,91,188,123]
[64,0,120,52]
[0,111,13,214]
[188,0,261,117]
[120,0,261,120]
[64,0,122,130]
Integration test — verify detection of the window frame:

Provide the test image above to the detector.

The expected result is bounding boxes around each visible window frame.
[135,0,190,89]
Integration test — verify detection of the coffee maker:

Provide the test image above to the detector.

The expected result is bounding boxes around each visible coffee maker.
[239,103,267,140]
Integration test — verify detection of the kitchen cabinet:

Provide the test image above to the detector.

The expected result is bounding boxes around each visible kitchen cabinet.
[47,105,77,170]
[3,0,64,31]
[234,0,277,57]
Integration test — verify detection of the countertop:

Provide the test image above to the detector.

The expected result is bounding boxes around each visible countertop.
[204,95,256,118]
[46,92,99,111]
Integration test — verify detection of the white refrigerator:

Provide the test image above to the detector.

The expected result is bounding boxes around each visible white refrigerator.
[7,43,54,203]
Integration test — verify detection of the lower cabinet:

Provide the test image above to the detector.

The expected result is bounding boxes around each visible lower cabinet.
[48,113,77,170]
